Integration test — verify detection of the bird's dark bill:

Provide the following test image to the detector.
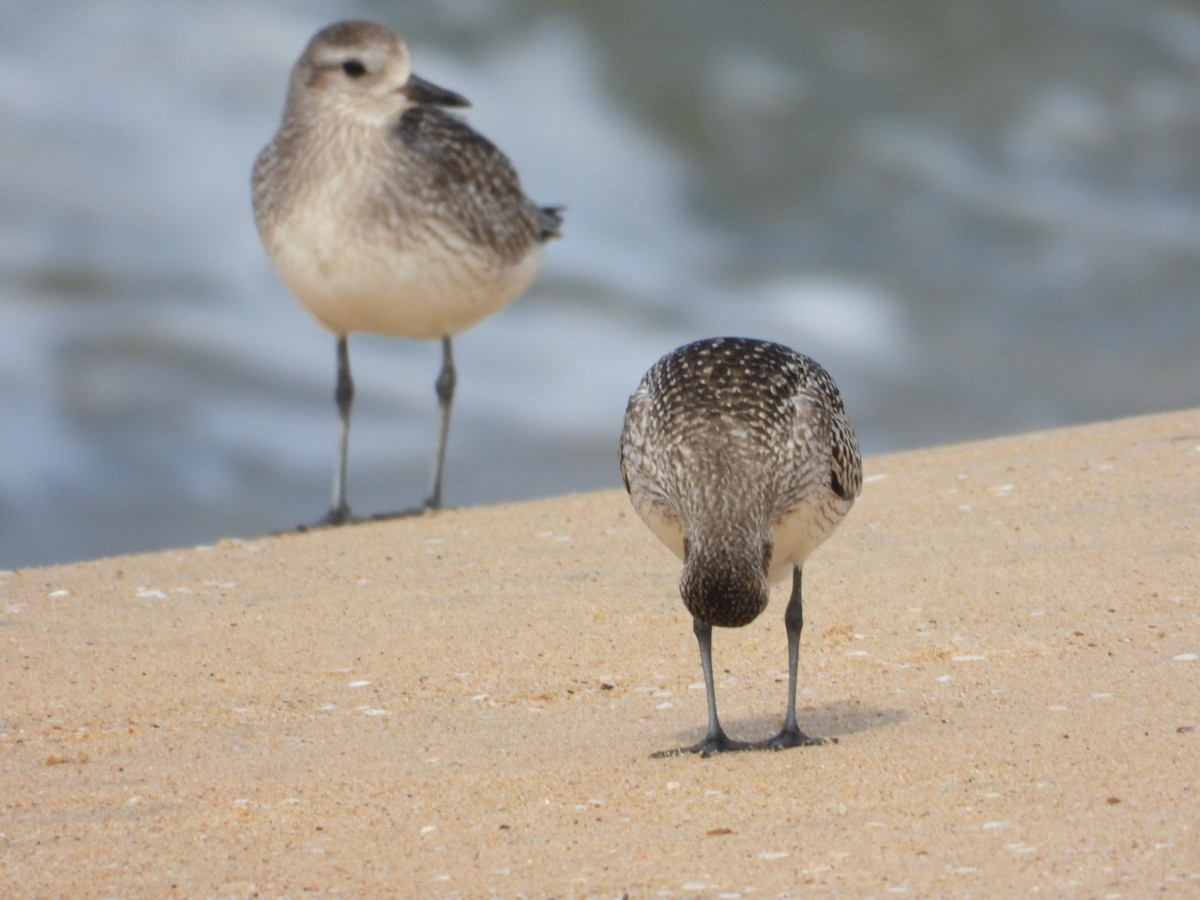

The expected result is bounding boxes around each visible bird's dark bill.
[402,74,470,108]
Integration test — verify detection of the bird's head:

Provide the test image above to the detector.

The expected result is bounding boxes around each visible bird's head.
[289,20,469,126]
[679,533,772,629]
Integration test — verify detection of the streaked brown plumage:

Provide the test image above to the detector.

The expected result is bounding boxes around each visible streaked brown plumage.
[619,337,861,756]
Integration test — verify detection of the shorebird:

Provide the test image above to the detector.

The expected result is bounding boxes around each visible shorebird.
[252,20,562,524]
[619,337,862,756]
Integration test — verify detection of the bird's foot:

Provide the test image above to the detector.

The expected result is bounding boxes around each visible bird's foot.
[289,505,357,532]
[652,730,754,759]
[292,502,442,531]
[320,504,355,527]
[753,727,835,751]
[653,727,835,758]
[369,504,441,522]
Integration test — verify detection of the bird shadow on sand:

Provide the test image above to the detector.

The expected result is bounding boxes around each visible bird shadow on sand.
[655,700,907,756]
[792,698,908,741]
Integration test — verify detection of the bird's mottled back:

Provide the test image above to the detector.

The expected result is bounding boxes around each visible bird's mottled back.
[621,337,861,529]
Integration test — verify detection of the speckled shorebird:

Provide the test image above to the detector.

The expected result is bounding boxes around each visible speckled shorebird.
[619,337,862,756]
[253,20,561,524]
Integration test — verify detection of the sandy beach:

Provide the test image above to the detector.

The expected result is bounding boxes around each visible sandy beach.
[2,408,1197,897]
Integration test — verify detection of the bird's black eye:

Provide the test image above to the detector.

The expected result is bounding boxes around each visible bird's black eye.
[341,59,367,78]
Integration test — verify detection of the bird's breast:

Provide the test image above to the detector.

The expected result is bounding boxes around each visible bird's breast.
[265,181,544,338]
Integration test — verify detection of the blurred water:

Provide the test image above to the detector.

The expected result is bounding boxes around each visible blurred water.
[1,0,1198,568]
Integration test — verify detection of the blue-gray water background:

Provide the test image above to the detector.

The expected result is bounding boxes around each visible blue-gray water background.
[2,0,1198,568]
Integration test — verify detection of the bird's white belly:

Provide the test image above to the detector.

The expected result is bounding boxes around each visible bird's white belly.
[767,491,852,584]
[632,496,686,563]
[632,491,850,585]
[270,211,543,340]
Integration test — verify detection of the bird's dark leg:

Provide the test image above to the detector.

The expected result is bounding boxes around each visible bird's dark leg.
[653,617,752,757]
[425,335,455,510]
[322,336,354,525]
[757,566,828,749]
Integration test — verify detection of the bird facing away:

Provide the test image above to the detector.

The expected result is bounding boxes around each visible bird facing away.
[619,337,862,756]
[252,20,562,524]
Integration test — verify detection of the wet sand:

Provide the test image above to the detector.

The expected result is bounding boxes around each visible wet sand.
[2,408,1197,897]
